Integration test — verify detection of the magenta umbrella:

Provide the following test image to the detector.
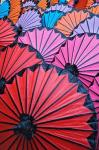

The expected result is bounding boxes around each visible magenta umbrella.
[18,28,66,63]
[52,33,99,88]
[89,76,99,150]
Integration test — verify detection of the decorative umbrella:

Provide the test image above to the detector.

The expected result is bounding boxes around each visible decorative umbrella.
[37,0,48,10]
[52,34,99,88]
[45,4,72,13]
[22,1,36,13]
[55,10,89,37]
[16,10,41,33]
[8,0,21,24]
[72,16,99,36]
[42,10,64,29]
[68,0,94,9]
[0,43,42,93]
[89,76,99,150]
[88,3,99,15]
[22,1,36,8]
[0,0,10,19]
[18,28,66,63]
[0,65,97,150]
[0,18,17,50]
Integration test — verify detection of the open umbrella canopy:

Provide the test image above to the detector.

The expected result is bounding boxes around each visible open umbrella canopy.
[0,64,97,150]
[0,18,17,50]
[52,34,99,88]
[0,0,10,19]
[16,10,42,32]
[0,43,42,93]
[18,28,66,63]
[45,4,72,13]
[55,10,90,37]
[72,15,99,36]
[42,10,64,29]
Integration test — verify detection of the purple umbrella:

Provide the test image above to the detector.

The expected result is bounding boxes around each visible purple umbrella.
[16,10,41,32]
[22,0,36,8]
[45,4,72,13]
[72,16,99,36]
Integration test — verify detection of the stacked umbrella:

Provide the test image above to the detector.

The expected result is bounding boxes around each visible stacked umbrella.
[0,0,99,149]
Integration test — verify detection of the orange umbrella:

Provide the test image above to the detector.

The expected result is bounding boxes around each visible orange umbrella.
[55,10,89,37]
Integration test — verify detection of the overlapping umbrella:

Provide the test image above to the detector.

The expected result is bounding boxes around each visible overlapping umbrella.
[52,34,99,88]
[0,43,42,93]
[55,10,90,37]
[16,10,42,32]
[18,28,66,63]
[0,65,97,149]
[0,18,17,50]
[0,0,10,19]
[72,15,99,36]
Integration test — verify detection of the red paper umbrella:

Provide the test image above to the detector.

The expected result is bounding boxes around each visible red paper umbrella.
[0,65,97,150]
[52,34,99,88]
[0,19,17,50]
[0,43,42,93]
[89,76,99,150]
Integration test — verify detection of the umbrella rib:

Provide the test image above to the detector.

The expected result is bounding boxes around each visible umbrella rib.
[0,110,19,122]
[77,46,99,68]
[36,94,86,122]
[6,86,20,116]
[4,47,25,80]
[39,29,44,52]
[31,68,54,116]
[37,112,94,125]
[37,130,91,149]
[35,135,47,150]
[61,47,67,65]
[16,77,24,113]
[0,95,19,119]
[16,136,23,150]
[25,69,28,114]
[6,52,38,81]
[0,48,8,78]
[75,35,95,65]
[29,66,40,115]
[32,136,39,150]
[36,132,60,150]
[33,75,66,117]
[2,46,17,78]
[7,135,20,150]
[0,121,16,126]
[71,35,76,64]
[53,55,65,68]
[0,133,17,145]
[35,83,77,119]
[38,126,96,132]
[40,30,53,54]
[73,34,86,65]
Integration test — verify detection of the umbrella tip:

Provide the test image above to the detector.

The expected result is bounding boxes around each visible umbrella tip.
[13,113,36,140]
[0,78,6,94]
[65,63,79,76]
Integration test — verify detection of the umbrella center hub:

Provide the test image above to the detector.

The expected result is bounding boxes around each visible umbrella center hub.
[0,78,6,94]
[14,114,36,140]
[65,63,79,76]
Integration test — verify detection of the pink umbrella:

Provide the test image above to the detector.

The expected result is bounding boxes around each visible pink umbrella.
[52,34,99,88]
[89,76,99,150]
[18,28,66,63]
